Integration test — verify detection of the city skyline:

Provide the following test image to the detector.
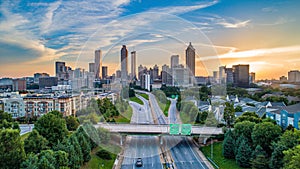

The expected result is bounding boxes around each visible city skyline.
[1,0,300,79]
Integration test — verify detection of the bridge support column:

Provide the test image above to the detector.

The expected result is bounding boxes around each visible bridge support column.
[203,137,208,144]
[158,135,163,145]
[120,135,125,146]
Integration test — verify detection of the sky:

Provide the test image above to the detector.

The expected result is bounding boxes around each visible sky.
[0,0,300,80]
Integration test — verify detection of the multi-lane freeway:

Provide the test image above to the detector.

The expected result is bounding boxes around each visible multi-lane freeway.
[120,91,210,169]
[121,96,163,169]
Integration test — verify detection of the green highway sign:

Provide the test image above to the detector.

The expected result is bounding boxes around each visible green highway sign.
[169,124,180,135]
[181,124,192,135]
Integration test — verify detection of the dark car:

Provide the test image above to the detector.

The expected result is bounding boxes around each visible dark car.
[135,158,143,167]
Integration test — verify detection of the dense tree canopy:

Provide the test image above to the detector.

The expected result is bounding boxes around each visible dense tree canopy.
[0,129,25,169]
[24,130,48,154]
[224,102,235,127]
[34,111,68,147]
[252,122,282,155]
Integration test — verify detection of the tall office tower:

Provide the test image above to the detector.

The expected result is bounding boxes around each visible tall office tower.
[162,64,172,85]
[138,64,146,81]
[233,64,250,88]
[141,73,150,91]
[116,70,121,78]
[249,72,256,83]
[172,66,189,87]
[213,71,219,83]
[95,49,102,79]
[171,55,179,68]
[131,51,136,80]
[185,42,195,83]
[89,63,95,73]
[225,68,234,84]
[121,45,128,84]
[55,61,68,84]
[153,64,159,80]
[219,66,226,84]
[288,70,300,82]
[102,66,108,79]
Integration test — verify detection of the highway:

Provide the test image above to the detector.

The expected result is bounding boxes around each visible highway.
[121,95,163,169]
[148,92,167,124]
[168,99,177,124]
[164,97,209,169]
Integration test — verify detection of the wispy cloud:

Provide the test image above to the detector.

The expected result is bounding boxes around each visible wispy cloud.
[199,45,300,61]
[217,19,251,28]
[148,0,218,15]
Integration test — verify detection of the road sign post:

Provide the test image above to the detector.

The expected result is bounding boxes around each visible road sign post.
[169,124,180,135]
[181,124,192,135]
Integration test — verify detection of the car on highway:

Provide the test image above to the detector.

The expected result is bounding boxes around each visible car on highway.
[135,158,143,167]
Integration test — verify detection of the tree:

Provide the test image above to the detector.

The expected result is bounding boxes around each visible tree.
[269,129,300,169]
[34,111,68,147]
[222,130,235,159]
[24,130,48,154]
[252,122,282,155]
[0,129,25,169]
[251,145,269,169]
[76,132,91,162]
[65,116,80,131]
[54,138,81,169]
[283,145,300,169]
[98,127,110,144]
[235,111,261,124]
[236,136,252,168]
[69,134,84,165]
[224,102,235,127]
[39,150,56,166]
[235,105,243,112]
[234,121,255,144]
[54,150,69,168]
[205,111,218,126]
[20,153,39,169]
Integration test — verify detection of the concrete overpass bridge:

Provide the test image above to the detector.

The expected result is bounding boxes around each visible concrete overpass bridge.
[94,123,223,135]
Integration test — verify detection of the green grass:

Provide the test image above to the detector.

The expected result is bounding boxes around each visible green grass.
[115,106,132,123]
[156,98,171,117]
[129,96,144,105]
[201,142,243,169]
[21,132,30,141]
[138,93,149,100]
[81,144,121,169]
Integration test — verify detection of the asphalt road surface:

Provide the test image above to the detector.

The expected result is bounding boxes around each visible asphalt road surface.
[121,94,163,169]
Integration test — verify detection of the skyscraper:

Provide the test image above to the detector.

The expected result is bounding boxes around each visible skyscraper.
[249,72,256,83]
[131,51,136,80]
[219,66,226,84]
[232,64,249,88]
[152,64,159,80]
[121,45,128,84]
[186,42,195,84]
[171,55,179,68]
[288,70,300,82]
[162,64,172,85]
[89,63,95,73]
[102,66,108,79]
[55,61,68,84]
[95,49,102,79]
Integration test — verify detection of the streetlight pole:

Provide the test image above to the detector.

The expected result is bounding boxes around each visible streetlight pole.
[211,137,213,159]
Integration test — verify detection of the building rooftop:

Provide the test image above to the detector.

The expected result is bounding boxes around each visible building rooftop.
[284,103,300,114]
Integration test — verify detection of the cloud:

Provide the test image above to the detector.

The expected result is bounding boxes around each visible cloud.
[199,45,300,61]
[40,0,62,34]
[217,19,251,28]
[148,0,218,15]
[262,7,278,13]
[258,17,294,26]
